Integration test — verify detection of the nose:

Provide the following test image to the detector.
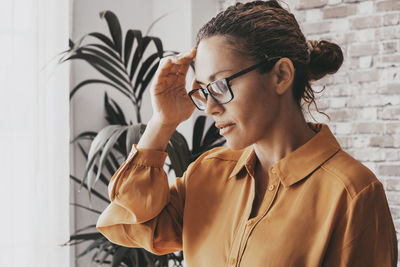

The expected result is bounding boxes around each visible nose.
[204,95,224,116]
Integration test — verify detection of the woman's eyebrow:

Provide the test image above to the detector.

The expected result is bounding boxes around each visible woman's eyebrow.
[195,69,233,85]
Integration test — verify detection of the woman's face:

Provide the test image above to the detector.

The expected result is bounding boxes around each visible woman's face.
[193,35,286,150]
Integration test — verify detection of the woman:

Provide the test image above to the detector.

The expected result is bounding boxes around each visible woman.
[96,1,398,266]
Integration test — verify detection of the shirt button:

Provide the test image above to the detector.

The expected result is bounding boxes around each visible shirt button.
[271,168,277,174]
[230,258,237,265]
[268,184,275,191]
[246,219,255,226]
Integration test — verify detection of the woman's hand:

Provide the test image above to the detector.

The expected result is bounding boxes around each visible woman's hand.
[149,46,197,127]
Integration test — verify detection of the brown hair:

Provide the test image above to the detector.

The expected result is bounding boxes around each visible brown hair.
[196,0,344,121]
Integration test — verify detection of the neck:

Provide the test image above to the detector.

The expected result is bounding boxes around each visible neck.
[253,107,316,175]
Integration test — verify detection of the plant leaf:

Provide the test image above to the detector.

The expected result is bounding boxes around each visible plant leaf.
[100,11,123,56]
[73,224,98,234]
[65,54,132,99]
[203,121,224,147]
[104,93,128,125]
[68,52,131,89]
[133,52,159,92]
[125,124,146,154]
[69,78,128,100]
[124,29,142,68]
[137,61,159,102]
[80,46,125,74]
[89,32,115,49]
[70,131,97,144]
[87,43,120,62]
[70,175,110,203]
[92,126,129,189]
[129,36,156,81]
[111,246,130,267]
[83,125,121,189]
[76,142,111,187]
[77,238,104,258]
[192,115,206,154]
[99,243,114,264]
[70,203,102,215]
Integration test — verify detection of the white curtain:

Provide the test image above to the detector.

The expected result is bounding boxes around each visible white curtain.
[0,0,70,266]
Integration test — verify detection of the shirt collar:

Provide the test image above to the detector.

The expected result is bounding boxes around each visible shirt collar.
[228,123,341,187]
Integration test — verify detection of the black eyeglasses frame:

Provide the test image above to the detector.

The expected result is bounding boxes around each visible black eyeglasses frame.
[188,56,282,111]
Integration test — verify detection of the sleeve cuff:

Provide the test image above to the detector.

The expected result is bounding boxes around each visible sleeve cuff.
[128,144,168,168]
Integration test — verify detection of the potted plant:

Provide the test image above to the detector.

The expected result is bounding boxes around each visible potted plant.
[60,10,225,266]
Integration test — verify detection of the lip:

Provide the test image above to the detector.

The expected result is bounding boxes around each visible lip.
[215,122,235,135]
[215,122,235,129]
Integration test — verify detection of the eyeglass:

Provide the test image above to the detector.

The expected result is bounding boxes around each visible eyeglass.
[188,57,281,111]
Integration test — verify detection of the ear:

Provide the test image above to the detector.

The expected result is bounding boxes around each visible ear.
[272,58,295,95]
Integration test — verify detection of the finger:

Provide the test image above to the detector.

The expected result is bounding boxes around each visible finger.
[172,46,197,64]
[156,57,175,76]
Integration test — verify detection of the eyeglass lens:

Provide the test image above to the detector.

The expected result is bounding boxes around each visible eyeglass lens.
[191,79,232,109]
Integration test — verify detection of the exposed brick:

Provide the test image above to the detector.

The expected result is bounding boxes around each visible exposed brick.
[328,0,342,5]
[381,95,400,106]
[305,9,323,21]
[296,0,328,10]
[381,83,400,95]
[335,135,351,148]
[302,21,331,34]
[382,107,400,120]
[349,69,379,83]
[356,122,385,134]
[375,0,400,12]
[352,135,371,148]
[358,1,374,14]
[329,109,355,121]
[334,122,355,134]
[359,55,373,68]
[323,5,357,18]
[377,55,400,68]
[387,191,400,204]
[350,15,382,30]
[350,147,386,161]
[379,67,400,82]
[378,26,400,40]
[349,43,379,57]
[329,97,348,108]
[394,135,400,147]
[343,0,370,2]
[386,149,400,161]
[386,178,400,191]
[383,13,400,26]
[389,205,400,220]
[379,165,400,176]
[370,135,395,147]
[382,41,398,54]
[386,122,400,134]
[330,18,350,31]
[345,29,377,43]
[357,107,378,120]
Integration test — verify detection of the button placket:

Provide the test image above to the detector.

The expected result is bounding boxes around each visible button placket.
[237,170,281,265]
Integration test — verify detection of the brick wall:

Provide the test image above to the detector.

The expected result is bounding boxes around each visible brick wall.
[219,0,400,259]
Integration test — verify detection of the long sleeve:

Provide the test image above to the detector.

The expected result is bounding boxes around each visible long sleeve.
[322,181,398,267]
[96,144,186,255]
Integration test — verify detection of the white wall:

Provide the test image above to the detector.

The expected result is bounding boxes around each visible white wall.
[70,0,218,266]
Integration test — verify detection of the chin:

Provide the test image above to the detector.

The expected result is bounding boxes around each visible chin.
[225,138,252,151]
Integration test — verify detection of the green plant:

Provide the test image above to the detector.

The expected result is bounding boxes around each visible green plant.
[60,10,225,267]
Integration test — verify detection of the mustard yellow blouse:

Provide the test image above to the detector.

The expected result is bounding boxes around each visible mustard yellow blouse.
[96,122,398,267]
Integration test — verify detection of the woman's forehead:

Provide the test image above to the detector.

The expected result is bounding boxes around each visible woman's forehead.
[194,36,249,83]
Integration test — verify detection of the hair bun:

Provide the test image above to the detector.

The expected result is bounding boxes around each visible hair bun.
[307,40,344,81]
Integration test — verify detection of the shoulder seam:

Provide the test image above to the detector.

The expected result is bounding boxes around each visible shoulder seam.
[321,165,353,198]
